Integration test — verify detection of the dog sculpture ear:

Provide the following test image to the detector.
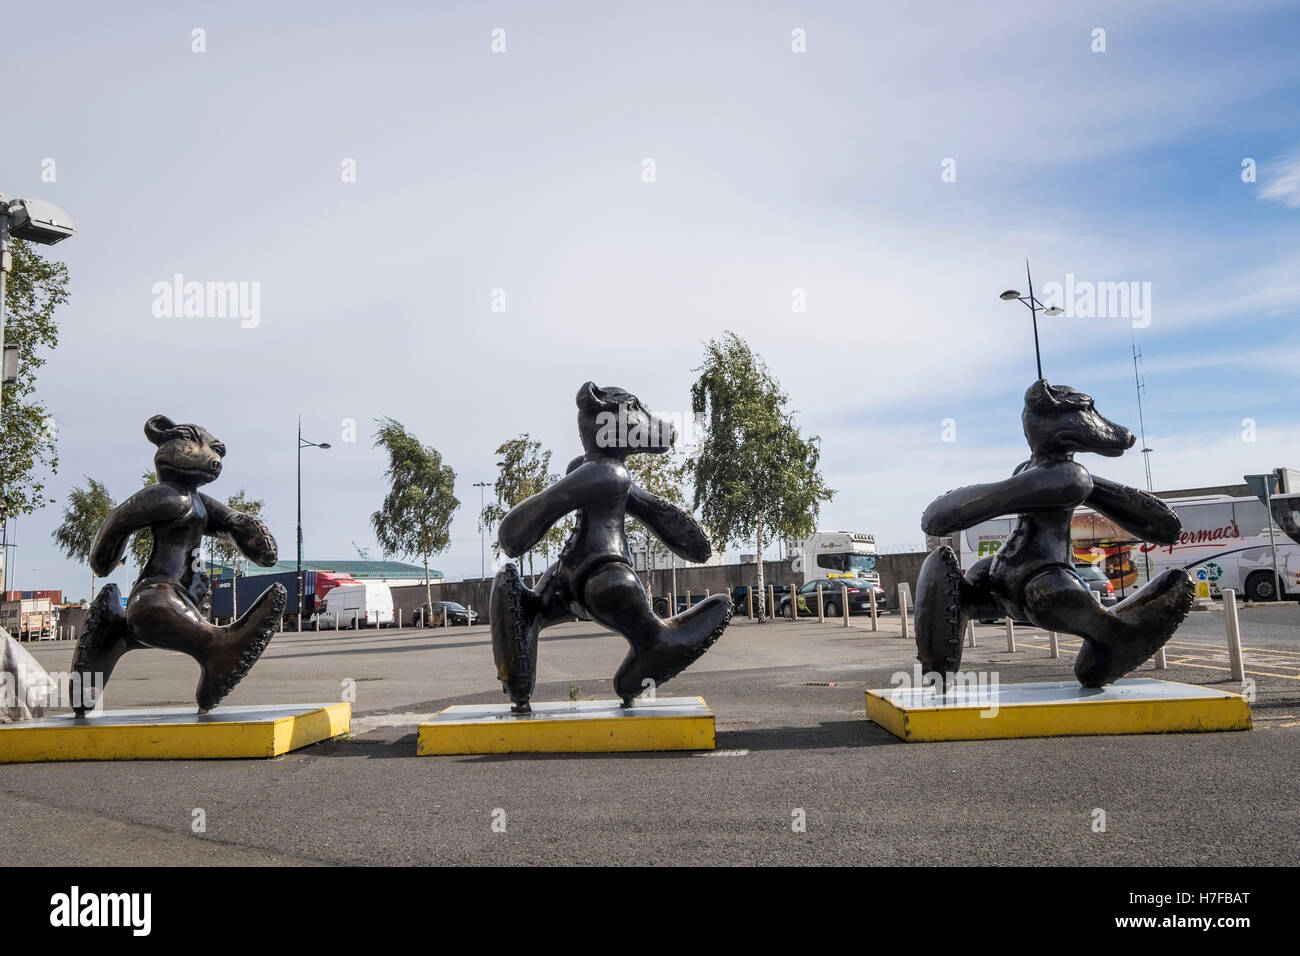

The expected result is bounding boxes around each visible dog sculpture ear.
[144,415,181,446]
[577,381,620,413]
[1023,379,1058,411]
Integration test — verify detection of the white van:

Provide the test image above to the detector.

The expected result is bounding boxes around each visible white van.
[312,583,394,629]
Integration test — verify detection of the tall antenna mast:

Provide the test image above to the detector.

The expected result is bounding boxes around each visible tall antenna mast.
[1131,328,1154,492]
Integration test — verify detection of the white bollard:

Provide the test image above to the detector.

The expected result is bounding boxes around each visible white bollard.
[817,585,824,623]
[899,589,909,641]
[1154,646,1167,670]
[790,584,797,620]
[1004,617,1016,652]
[747,588,754,619]
[842,586,850,629]
[869,587,878,631]
[1223,588,1245,682]
[1048,630,1059,659]
[965,619,975,648]
[354,610,359,630]
[398,608,402,629]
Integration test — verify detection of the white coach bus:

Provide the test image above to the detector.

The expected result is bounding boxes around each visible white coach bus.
[958,494,1299,603]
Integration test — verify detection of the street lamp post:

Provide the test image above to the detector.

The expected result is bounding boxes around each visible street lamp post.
[297,419,331,630]
[473,481,493,579]
[999,259,1064,380]
[2,195,75,594]
[1,194,75,421]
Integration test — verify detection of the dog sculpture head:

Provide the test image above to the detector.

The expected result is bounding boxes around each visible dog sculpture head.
[576,382,676,458]
[145,415,226,486]
[1021,380,1135,458]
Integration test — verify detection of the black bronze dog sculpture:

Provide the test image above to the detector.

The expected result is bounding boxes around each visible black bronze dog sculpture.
[490,383,732,711]
[71,416,285,715]
[915,381,1194,687]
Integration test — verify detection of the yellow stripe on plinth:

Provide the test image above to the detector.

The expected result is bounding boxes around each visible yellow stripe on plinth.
[866,679,1251,742]
[0,702,351,762]
[417,696,715,755]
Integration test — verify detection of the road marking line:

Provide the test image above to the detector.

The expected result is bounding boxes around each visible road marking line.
[995,643,1300,682]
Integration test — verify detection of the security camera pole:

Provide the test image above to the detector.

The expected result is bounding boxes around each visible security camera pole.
[0,193,77,420]
[1,195,14,418]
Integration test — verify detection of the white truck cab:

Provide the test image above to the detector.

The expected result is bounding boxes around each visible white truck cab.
[790,532,880,587]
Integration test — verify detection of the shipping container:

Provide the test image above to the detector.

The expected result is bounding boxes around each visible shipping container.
[3,589,63,604]
[209,570,317,626]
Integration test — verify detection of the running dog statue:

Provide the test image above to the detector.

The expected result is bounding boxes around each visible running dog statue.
[71,416,285,715]
[914,381,1194,687]
[490,383,732,711]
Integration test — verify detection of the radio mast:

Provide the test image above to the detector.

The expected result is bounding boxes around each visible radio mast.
[1131,329,1154,493]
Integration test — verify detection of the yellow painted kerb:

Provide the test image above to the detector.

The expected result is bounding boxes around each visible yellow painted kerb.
[0,702,350,763]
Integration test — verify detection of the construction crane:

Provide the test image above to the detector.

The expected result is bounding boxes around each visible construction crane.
[351,540,371,561]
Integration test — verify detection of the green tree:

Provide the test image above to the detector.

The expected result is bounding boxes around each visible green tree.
[212,488,265,618]
[626,451,689,590]
[370,418,460,616]
[128,471,159,573]
[687,331,834,621]
[479,435,569,583]
[0,238,70,521]
[51,477,116,598]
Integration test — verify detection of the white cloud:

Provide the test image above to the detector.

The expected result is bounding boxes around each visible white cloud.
[1260,148,1300,209]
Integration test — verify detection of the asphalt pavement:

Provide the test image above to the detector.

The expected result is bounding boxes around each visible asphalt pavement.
[2,603,1297,866]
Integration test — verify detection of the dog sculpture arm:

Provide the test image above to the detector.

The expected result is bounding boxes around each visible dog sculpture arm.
[1084,475,1182,545]
[626,484,712,564]
[498,461,625,558]
[199,493,279,566]
[88,484,190,578]
[921,462,1094,536]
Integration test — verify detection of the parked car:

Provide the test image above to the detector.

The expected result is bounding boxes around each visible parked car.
[1073,563,1118,608]
[729,584,787,616]
[310,582,395,629]
[778,578,887,618]
[653,593,710,619]
[413,601,479,627]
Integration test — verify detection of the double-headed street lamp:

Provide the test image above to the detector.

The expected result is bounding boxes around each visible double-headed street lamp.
[999,259,1064,380]
[297,419,331,630]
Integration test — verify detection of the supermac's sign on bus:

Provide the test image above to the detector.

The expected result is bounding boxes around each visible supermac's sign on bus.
[976,535,1007,557]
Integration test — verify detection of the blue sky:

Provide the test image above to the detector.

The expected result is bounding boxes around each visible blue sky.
[1,0,1297,597]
